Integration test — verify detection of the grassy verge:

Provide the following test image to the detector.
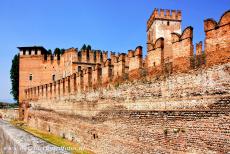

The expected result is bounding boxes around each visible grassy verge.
[10,120,93,154]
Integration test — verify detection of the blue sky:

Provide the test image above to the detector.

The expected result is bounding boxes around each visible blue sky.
[0,0,229,103]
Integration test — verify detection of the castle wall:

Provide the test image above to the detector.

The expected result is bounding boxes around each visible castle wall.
[113,54,126,81]
[19,9,230,153]
[147,9,182,59]
[204,11,230,67]
[92,65,102,89]
[101,60,113,85]
[27,63,230,154]
[146,38,164,76]
[171,27,194,73]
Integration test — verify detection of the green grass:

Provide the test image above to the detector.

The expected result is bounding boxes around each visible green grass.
[11,120,93,154]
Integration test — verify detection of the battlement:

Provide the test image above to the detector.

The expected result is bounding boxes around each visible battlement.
[196,41,203,55]
[171,26,193,43]
[18,46,47,56]
[19,9,230,107]
[147,8,182,31]
[204,10,230,32]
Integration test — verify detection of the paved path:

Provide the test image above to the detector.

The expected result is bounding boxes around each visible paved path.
[0,120,70,154]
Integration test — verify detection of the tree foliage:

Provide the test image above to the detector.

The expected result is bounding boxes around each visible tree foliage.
[81,44,87,50]
[81,44,92,51]
[47,49,52,55]
[86,45,91,51]
[10,54,19,103]
[54,48,61,55]
[60,48,65,55]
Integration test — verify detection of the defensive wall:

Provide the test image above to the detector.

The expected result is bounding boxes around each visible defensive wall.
[19,9,230,154]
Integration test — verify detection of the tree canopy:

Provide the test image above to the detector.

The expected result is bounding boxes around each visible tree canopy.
[10,54,19,103]
[81,44,87,50]
[86,45,91,51]
[47,49,52,55]
[81,44,92,51]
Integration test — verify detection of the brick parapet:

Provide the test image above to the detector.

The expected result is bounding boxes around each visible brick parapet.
[22,10,230,106]
[147,8,182,31]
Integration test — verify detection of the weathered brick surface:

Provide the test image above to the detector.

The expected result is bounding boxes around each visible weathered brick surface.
[18,9,230,153]
[171,27,193,73]
[204,11,230,67]
[26,63,230,154]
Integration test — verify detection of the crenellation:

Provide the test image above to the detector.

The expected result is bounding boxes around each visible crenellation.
[22,8,230,100]
[92,64,102,89]
[102,51,108,62]
[204,10,230,67]
[113,54,126,81]
[110,51,117,65]
[147,8,182,31]
[146,38,164,76]
[171,26,194,73]
[177,10,182,19]
[89,50,95,63]
[102,59,113,85]
[196,41,203,55]
[19,11,230,154]
[171,10,177,19]
[31,50,35,55]
[160,9,165,17]
[165,9,170,18]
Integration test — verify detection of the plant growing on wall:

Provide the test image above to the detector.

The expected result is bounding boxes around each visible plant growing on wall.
[10,54,19,104]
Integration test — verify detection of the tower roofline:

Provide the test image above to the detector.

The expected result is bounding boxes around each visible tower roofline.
[147,8,182,31]
[17,46,48,54]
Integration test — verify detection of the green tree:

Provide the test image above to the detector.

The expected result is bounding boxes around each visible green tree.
[54,48,61,55]
[86,45,91,51]
[10,54,19,104]
[60,48,65,55]
[47,49,52,55]
[81,44,87,50]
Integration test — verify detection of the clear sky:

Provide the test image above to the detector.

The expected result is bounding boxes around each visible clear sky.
[0,0,229,103]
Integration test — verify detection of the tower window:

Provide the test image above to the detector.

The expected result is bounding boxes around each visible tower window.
[167,21,170,26]
[52,75,55,81]
[78,66,81,72]
[29,74,33,81]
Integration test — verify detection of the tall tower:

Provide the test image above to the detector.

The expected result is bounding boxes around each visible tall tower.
[18,46,49,104]
[147,9,182,60]
[18,46,51,121]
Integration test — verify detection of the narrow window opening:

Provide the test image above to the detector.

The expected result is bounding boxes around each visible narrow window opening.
[167,21,170,26]
[52,75,55,81]
[78,66,81,72]
[29,74,33,81]
[87,51,90,61]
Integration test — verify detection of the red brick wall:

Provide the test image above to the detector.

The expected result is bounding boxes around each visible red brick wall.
[171,27,194,73]
[204,11,230,67]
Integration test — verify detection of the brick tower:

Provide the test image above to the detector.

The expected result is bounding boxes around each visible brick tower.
[147,9,182,61]
[18,46,49,119]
